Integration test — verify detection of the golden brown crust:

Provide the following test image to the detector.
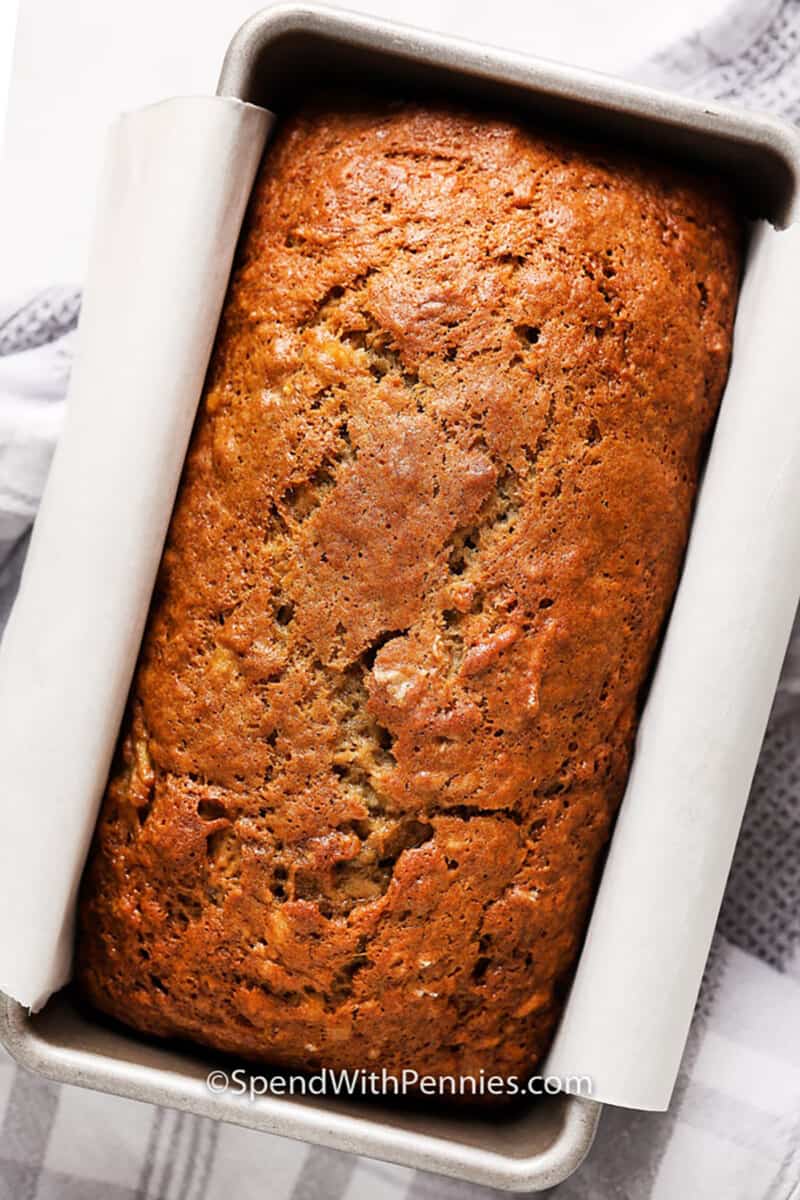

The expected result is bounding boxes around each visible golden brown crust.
[77,97,742,1084]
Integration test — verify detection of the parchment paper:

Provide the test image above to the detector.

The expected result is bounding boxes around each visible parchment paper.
[1,99,799,1112]
[0,96,271,1011]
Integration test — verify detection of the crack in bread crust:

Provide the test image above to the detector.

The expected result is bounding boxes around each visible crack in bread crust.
[77,94,742,1087]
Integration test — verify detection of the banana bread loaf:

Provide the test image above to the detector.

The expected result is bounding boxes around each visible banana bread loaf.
[77,96,742,1086]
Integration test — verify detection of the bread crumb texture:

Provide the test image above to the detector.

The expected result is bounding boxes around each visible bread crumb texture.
[78,97,741,1082]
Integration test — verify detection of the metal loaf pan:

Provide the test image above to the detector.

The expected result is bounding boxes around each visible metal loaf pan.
[4,4,800,1193]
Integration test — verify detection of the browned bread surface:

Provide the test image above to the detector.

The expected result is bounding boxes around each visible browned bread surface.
[77,96,741,1083]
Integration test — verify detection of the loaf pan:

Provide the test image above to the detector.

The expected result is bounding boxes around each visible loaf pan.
[3,3,800,1192]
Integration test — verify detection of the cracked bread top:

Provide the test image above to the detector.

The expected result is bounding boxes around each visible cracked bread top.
[77,95,742,1084]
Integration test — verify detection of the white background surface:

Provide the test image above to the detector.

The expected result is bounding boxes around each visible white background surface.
[0,2,18,143]
[0,0,733,296]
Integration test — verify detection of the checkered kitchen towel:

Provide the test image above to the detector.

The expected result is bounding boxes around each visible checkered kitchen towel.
[2,1,800,1197]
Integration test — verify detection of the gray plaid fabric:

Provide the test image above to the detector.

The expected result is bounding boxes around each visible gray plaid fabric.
[0,290,80,358]
[3,2,800,1196]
